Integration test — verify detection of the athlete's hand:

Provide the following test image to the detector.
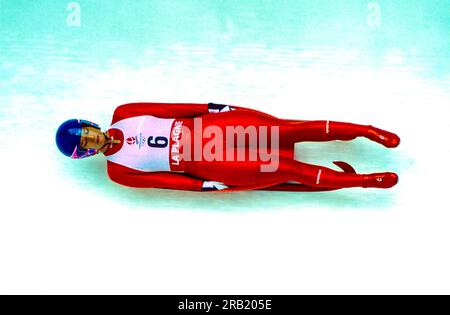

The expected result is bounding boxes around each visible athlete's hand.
[202,181,229,191]
[208,103,236,114]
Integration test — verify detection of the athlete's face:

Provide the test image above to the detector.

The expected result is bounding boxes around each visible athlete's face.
[79,126,107,151]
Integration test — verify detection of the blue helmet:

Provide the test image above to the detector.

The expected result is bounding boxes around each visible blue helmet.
[55,119,101,159]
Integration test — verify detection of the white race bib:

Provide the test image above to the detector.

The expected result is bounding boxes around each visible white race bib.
[107,116,174,172]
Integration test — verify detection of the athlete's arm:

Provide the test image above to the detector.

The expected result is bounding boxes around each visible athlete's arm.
[111,102,275,124]
[107,161,227,191]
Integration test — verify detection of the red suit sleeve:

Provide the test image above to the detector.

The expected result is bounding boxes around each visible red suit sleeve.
[111,102,276,124]
[112,102,208,123]
[107,161,204,191]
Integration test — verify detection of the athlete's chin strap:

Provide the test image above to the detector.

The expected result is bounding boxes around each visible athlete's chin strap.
[99,131,121,154]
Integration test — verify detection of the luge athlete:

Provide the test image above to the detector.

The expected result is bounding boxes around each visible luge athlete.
[55,102,400,192]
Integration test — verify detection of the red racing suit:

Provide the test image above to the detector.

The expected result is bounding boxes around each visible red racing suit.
[105,103,400,192]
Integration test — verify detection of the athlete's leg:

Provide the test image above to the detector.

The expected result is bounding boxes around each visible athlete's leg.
[278,158,398,189]
[281,120,400,148]
[201,111,397,148]
[183,157,398,189]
